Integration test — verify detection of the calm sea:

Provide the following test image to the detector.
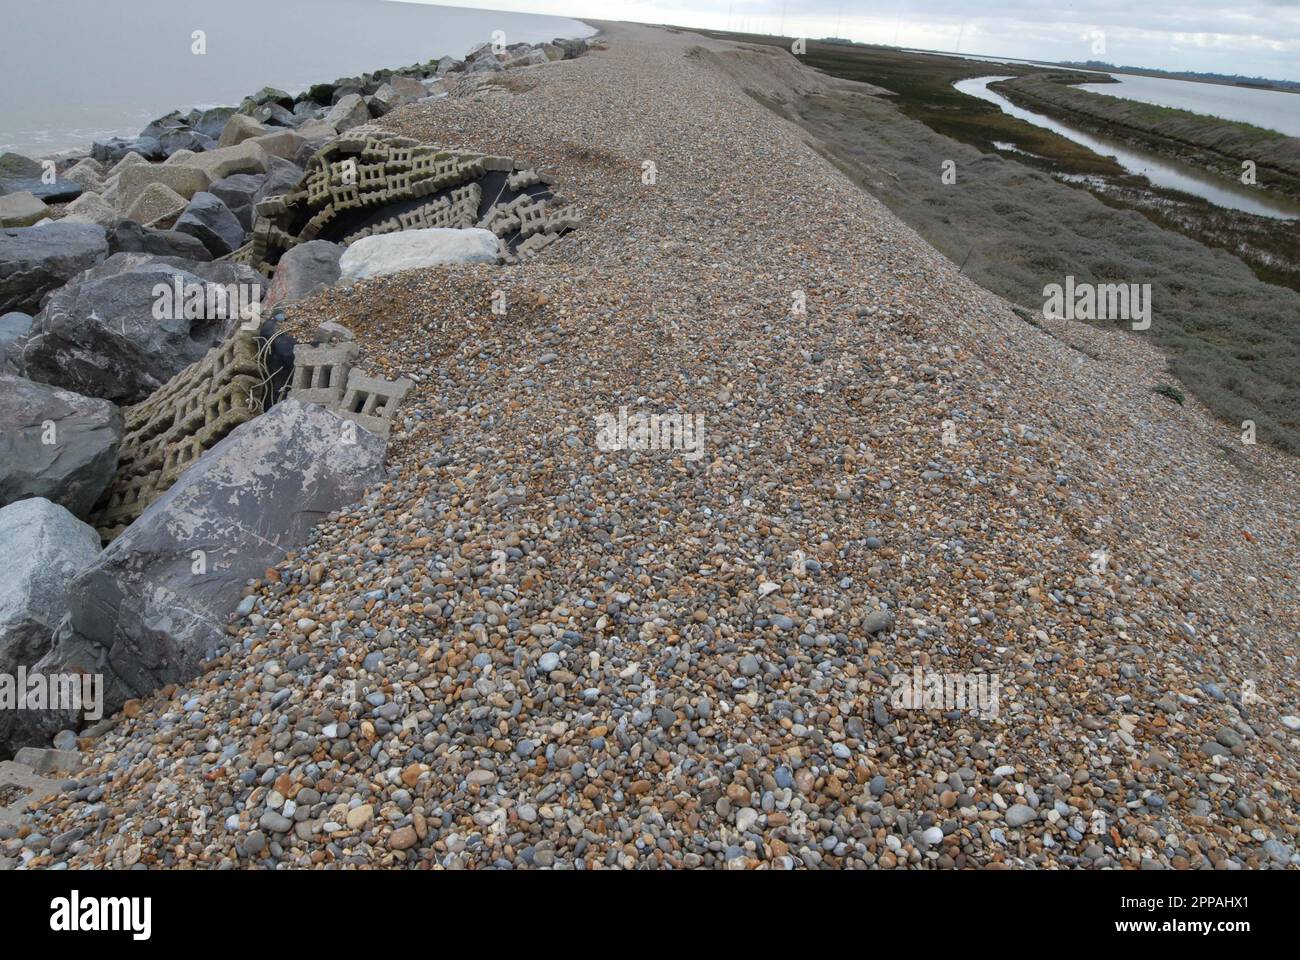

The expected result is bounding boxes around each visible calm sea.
[1,0,595,156]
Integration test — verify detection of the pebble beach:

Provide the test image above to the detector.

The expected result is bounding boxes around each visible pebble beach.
[6,23,1300,870]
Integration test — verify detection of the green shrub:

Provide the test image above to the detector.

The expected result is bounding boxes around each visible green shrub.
[1153,383,1186,405]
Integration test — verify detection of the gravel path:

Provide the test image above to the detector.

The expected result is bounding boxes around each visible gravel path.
[7,23,1300,870]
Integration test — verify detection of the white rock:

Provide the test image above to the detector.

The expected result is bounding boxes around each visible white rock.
[338,228,500,281]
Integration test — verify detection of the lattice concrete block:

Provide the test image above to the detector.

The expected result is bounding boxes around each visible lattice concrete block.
[91,328,269,540]
[512,230,564,260]
[337,370,413,439]
[249,130,577,273]
[507,168,549,190]
[291,341,359,406]
[517,198,549,237]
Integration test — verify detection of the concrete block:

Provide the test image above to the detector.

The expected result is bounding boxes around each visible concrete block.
[12,747,83,776]
[116,163,212,213]
[290,341,358,407]
[253,129,307,161]
[124,182,188,229]
[0,191,48,228]
[182,141,270,180]
[337,369,412,438]
[0,759,63,826]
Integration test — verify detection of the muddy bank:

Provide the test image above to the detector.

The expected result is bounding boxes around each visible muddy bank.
[993,74,1300,200]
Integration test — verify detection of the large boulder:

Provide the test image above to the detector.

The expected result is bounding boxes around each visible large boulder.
[0,222,108,315]
[172,191,246,257]
[193,106,237,140]
[303,82,338,105]
[90,136,164,164]
[0,175,83,203]
[63,158,106,194]
[325,93,370,133]
[251,129,305,162]
[115,164,211,213]
[0,152,83,203]
[252,156,302,206]
[294,119,338,143]
[61,191,117,228]
[507,49,549,69]
[0,374,123,517]
[339,227,500,281]
[249,102,298,128]
[248,86,294,110]
[217,113,268,148]
[162,149,197,167]
[0,191,48,228]
[387,76,426,100]
[25,399,386,730]
[105,219,211,261]
[123,182,189,229]
[139,110,187,142]
[16,253,265,403]
[207,173,265,231]
[0,153,42,180]
[106,151,151,180]
[555,37,589,59]
[265,240,342,308]
[0,498,102,757]
[0,312,31,351]
[158,127,215,157]
[180,140,269,180]
[467,56,504,74]
[368,84,404,115]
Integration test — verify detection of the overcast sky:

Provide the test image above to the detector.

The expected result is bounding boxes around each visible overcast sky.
[408,1,1300,81]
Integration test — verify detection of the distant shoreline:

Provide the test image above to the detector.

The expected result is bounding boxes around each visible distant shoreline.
[0,0,595,158]
[898,47,1300,95]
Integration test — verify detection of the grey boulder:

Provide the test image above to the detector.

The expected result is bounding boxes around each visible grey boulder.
[16,253,264,403]
[0,312,32,350]
[0,154,80,205]
[265,240,342,308]
[0,373,123,517]
[172,191,246,258]
[252,157,302,208]
[324,94,370,133]
[105,219,212,261]
[338,227,500,280]
[90,136,164,164]
[0,498,101,757]
[30,399,386,722]
[193,106,238,140]
[159,127,216,157]
[208,173,265,231]
[0,221,109,315]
